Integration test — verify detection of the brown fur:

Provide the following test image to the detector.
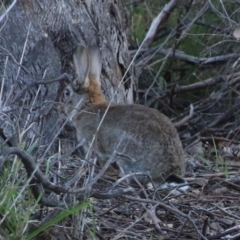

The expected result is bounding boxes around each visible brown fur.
[87,77,107,105]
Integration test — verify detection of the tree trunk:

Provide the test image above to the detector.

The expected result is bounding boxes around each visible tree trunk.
[0,0,131,153]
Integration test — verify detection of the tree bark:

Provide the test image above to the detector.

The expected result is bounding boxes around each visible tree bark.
[0,0,131,153]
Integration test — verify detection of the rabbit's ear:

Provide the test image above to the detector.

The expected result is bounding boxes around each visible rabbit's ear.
[88,45,102,86]
[73,44,90,90]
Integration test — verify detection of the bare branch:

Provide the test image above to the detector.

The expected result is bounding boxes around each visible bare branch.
[141,0,178,49]
[10,73,70,105]
[132,47,240,68]
[0,0,17,22]
[174,104,194,127]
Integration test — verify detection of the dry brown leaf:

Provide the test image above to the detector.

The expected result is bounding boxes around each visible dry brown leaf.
[212,187,229,195]
[194,178,209,187]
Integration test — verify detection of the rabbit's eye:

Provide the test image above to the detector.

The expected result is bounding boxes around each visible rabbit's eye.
[64,88,71,97]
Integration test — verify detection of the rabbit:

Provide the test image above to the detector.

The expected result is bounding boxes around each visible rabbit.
[59,44,186,189]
